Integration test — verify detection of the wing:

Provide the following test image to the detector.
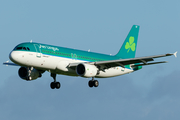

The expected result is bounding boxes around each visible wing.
[3,61,19,66]
[69,52,177,69]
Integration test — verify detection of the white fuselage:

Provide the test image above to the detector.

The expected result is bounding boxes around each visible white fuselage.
[10,51,134,78]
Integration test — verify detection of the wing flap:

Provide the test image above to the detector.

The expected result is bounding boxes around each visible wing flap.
[132,61,168,67]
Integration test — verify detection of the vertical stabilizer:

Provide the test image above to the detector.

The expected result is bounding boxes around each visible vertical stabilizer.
[115,25,140,59]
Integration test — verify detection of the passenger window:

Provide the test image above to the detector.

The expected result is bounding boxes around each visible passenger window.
[23,47,27,50]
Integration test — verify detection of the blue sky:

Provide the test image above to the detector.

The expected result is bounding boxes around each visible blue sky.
[1,0,180,120]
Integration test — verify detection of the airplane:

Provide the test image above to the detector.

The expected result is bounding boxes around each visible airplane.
[3,25,177,89]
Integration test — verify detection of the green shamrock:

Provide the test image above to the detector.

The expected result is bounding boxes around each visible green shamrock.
[125,36,136,53]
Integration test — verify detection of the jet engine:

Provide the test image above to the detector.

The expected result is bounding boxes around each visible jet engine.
[76,63,98,77]
[18,67,41,80]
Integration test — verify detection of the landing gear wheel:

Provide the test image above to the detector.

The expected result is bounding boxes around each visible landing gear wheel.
[88,80,94,88]
[50,73,61,89]
[93,80,99,87]
[56,82,61,89]
[88,80,99,88]
[50,82,61,89]
[50,82,56,89]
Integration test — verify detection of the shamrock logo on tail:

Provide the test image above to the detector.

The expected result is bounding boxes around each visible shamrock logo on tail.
[125,36,136,53]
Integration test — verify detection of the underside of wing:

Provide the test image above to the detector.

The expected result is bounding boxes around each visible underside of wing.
[3,62,19,66]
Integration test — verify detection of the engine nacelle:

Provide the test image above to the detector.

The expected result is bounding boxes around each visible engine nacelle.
[18,67,40,80]
[76,63,98,78]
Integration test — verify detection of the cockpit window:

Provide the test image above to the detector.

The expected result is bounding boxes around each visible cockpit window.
[27,47,30,50]
[15,47,30,51]
[16,47,23,50]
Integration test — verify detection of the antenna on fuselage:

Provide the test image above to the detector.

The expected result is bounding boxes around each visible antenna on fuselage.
[30,40,32,43]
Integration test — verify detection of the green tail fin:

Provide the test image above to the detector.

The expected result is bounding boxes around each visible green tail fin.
[115,25,140,59]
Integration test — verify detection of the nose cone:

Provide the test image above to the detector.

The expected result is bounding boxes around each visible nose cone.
[9,51,18,63]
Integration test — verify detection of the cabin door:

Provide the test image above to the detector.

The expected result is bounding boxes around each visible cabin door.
[34,44,41,58]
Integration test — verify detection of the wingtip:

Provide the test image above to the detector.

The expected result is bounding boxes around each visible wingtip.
[174,51,178,57]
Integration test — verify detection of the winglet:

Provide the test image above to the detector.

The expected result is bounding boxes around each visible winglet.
[174,51,177,57]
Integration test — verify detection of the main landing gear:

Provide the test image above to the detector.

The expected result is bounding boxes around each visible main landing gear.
[50,73,60,89]
[88,77,99,88]
[50,74,98,89]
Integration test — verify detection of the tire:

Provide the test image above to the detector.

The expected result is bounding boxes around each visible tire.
[56,82,61,89]
[50,82,56,89]
[94,80,99,87]
[88,80,94,88]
